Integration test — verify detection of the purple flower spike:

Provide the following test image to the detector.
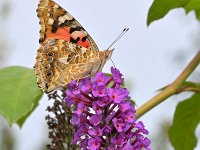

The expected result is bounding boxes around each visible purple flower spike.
[65,67,151,150]
[88,137,102,150]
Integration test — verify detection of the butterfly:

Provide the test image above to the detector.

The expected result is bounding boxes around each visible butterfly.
[34,0,113,93]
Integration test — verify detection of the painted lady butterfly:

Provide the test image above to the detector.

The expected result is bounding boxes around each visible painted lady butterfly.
[34,0,113,93]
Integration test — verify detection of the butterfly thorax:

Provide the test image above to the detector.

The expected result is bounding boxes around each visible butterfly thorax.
[98,49,114,71]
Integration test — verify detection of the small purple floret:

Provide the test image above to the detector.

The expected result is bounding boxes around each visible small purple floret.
[93,72,110,86]
[92,85,107,97]
[88,137,102,150]
[111,66,123,84]
[88,126,103,137]
[90,114,102,126]
[108,88,128,103]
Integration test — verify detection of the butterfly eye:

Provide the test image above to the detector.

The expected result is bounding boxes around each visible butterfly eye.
[47,51,55,57]
[46,70,53,78]
[47,57,54,63]
[44,64,51,70]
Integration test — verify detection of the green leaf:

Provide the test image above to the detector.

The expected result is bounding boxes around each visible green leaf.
[158,81,200,93]
[147,0,200,26]
[180,81,200,92]
[169,93,200,150]
[129,99,136,105]
[0,66,43,127]
[181,81,200,87]
[185,0,200,13]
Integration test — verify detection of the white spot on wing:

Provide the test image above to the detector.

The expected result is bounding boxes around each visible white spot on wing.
[48,18,54,25]
[64,14,73,20]
[58,16,66,23]
[58,14,73,23]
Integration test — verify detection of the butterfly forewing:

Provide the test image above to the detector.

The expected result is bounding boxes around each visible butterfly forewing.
[37,0,98,50]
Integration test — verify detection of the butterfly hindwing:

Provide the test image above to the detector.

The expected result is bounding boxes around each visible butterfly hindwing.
[35,39,105,93]
[37,0,99,50]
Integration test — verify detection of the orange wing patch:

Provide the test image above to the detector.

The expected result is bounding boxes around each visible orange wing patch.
[46,26,71,42]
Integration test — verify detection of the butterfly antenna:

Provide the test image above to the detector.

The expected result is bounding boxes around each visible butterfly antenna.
[107,28,129,50]
[110,58,116,68]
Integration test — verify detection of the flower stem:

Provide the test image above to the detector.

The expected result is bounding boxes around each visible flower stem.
[136,50,200,119]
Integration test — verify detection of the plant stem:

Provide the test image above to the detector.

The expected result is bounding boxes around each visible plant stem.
[136,50,200,119]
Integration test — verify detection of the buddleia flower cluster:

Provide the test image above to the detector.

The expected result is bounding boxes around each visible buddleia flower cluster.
[65,67,151,150]
[46,90,79,150]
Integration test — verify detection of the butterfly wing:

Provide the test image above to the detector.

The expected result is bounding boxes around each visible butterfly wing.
[35,0,113,93]
[37,0,99,50]
[34,39,104,93]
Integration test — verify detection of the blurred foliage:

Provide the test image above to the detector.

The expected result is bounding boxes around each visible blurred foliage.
[0,0,11,67]
[0,117,15,150]
[0,1,16,149]
[0,0,11,21]
[169,94,200,150]
[148,0,200,26]
[172,25,200,82]
[150,119,172,150]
